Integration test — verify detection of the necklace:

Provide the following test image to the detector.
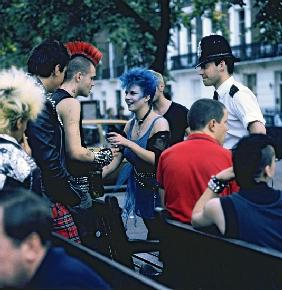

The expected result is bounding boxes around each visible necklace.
[135,107,152,137]
[136,107,152,125]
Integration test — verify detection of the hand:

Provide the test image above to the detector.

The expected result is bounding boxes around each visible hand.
[216,167,235,182]
[21,134,32,156]
[110,147,120,158]
[107,132,130,148]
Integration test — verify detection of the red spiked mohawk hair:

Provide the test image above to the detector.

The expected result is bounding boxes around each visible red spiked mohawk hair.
[65,41,103,66]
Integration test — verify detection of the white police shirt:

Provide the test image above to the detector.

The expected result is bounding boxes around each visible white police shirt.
[216,76,265,149]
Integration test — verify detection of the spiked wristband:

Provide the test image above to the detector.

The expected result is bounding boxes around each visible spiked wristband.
[208,176,227,194]
[93,148,113,168]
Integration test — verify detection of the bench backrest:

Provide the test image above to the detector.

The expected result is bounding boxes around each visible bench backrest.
[52,233,170,290]
[88,196,160,270]
[89,195,134,268]
[155,208,282,290]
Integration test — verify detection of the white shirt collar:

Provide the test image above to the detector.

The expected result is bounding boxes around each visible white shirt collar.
[216,76,234,97]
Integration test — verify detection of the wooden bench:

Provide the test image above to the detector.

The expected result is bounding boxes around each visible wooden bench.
[84,195,162,273]
[52,233,170,290]
[155,207,282,290]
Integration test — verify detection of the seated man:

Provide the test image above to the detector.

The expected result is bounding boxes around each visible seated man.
[157,98,238,223]
[192,134,282,252]
[0,188,110,289]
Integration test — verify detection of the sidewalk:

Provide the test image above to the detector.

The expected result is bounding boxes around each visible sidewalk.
[103,191,148,240]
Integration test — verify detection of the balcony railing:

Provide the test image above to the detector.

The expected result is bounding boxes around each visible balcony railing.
[170,42,282,71]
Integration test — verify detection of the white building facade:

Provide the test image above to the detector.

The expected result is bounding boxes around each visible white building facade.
[81,0,282,119]
[167,0,282,113]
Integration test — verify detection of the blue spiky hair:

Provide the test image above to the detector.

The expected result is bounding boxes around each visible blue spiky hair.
[119,67,157,103]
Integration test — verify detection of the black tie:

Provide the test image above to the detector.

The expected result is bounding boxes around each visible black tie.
[213,91,219,100]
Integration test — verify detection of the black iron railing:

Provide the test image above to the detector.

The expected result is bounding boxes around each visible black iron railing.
[170,42,282,70]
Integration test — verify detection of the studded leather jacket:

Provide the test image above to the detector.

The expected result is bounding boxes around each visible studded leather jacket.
[26,85,81,207]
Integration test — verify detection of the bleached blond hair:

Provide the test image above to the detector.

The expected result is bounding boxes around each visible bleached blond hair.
[148,70,164,85]
[0,67,44,134]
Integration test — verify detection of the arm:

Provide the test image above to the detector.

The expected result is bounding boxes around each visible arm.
[56,98,95,162]
[108,118,169,166]
[192,198,225,235]
[192,188,218,216]
[248,121,266,134]
[102,152,123,178]
[107,133,155,165]
[233,90,266,134]
[191,167,234,234]
[192,167,235,214]
[26,103,81,206]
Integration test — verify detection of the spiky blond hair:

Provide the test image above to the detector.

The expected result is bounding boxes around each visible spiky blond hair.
[0,67,44,133]
[148,70,164,85]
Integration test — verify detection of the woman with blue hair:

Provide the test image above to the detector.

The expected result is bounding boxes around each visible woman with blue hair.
[103,67,170,238]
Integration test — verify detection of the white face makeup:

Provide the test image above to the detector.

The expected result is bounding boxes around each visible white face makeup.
[124,85,145,111]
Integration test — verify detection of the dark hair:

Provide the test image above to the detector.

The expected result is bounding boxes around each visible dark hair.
[233,134,275,188]
[27,40,69,77]
[188,99,226,131]
[64,56,93,81]
[214,57,235,74]
[0,188,52,246]
[119,67,157,105]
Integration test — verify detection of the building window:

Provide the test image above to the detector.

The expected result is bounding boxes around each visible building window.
[81,101,100,119]
[115,90,121,111]
[280,72,282,112]
[275,71,282,112]
[187,26,192,54]
[238,9,246,45]
[196,16,203,47]
[243,74,257,95]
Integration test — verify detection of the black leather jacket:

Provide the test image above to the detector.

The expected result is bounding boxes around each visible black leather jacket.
[26,88,81,206]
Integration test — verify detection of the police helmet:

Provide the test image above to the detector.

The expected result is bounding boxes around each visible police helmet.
[195,34,240,68]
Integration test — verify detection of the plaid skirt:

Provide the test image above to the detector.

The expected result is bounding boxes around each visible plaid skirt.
[51,202,81,244]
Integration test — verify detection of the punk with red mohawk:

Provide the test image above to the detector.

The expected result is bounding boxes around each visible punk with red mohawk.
[65,41,103,66]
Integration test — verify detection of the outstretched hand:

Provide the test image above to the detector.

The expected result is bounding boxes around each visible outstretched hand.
[107,132,130,148]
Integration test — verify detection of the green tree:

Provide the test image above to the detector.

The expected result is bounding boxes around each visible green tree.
[0,0,281,73]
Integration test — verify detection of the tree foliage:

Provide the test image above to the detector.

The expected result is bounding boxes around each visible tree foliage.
[0,0,281,73]
[254,0,282,43]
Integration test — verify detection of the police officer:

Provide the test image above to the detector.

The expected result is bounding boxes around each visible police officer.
[196,34,266,149]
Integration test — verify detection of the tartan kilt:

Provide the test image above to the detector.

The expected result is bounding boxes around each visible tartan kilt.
[51,202,81,244]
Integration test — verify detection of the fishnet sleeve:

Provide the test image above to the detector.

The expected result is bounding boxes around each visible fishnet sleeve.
[147,131,170,167]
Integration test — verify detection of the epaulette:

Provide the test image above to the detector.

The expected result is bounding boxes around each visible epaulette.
[229,84,239,97]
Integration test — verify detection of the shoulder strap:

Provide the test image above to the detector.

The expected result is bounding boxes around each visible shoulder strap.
[127,119,135,138]
[48,89,73,109]
[146,116,163,135]
[46,89,73,119]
